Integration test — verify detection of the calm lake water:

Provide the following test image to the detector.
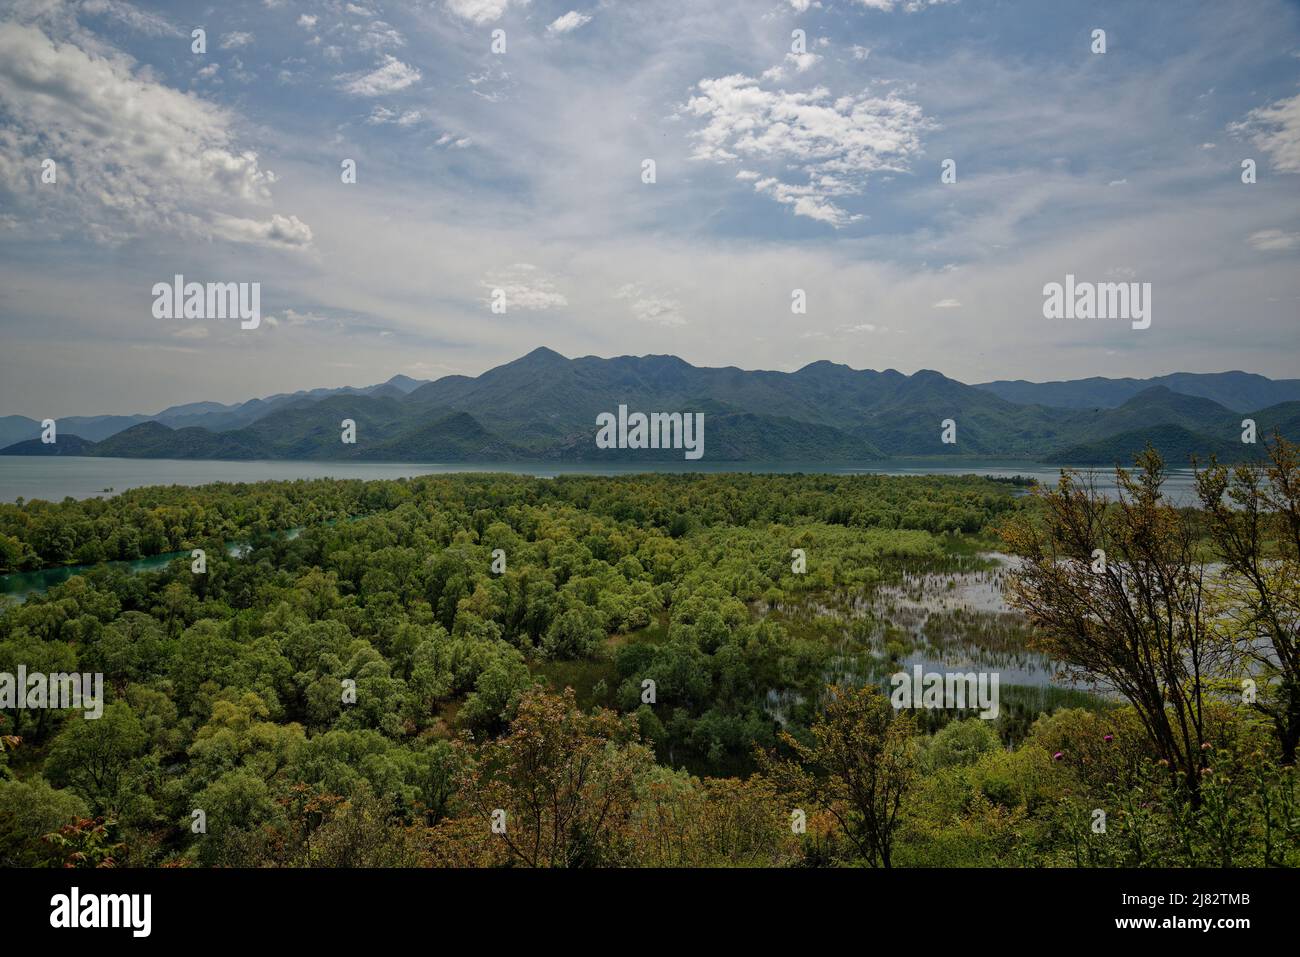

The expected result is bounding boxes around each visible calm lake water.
[2,548,200,603]
[0,534,292,603]
[0,455,1201,504]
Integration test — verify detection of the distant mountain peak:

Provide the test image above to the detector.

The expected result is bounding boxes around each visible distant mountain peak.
[383,374,427,393]
[1119,385,1225,410]
[794,359,853,374]
[1128,384,1176,398]
[516,346,569,364]
[977,370,1300,413]
[119,420,174,435]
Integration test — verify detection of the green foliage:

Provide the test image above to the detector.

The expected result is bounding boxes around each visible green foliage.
[0,469,1294,868]
[927,718,1001,769]
[0,777,89,866]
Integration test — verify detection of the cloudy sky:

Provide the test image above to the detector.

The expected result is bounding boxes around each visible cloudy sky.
[1,0,1298,417]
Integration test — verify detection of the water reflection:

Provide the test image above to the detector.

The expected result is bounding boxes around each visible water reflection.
[0,529,301,603]
[758,553,1101,712]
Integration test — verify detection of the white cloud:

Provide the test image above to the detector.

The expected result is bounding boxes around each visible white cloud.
[932,298,961,308]
[356,20,405,51]
[0,22,307,247]
[339,55,421,96]
[212,213,314,249]
[480,263,567,310]
[855,0,957,11]
[547,11,592,35]
[1248,228,1299,252]
[751,176,861,227]
[785,52,822,73]
[368,106,423,126]
[220,31,254,49]
[79,0,181,37]
[682,73,932,225]
[1231,93,1300,173]
[276,308,333,325]
[445,0,531,25]
[297,14,318,29]
[615,283,686,326]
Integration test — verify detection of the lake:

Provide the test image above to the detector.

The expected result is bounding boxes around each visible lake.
[1,548,194,603]
[0,455,1202,504]
[0,534,292,603]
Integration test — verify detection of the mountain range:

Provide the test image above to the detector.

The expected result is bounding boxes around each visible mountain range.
[974,371,1300,412]
[2,348,1297,465]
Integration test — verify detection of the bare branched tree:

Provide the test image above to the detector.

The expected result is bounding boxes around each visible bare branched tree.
[1002,448,1218,798]
[1196,433,1300,764]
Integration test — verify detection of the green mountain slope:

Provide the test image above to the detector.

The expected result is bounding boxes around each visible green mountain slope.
[90,422,274,459]
[3,350,1297,463]
[0,434,97,456]
[358,411,529,461]
[976,371,1300,412]
[1051,424,1264,466]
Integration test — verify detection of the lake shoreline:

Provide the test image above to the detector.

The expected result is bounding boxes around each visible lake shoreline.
[0,454,1191,505]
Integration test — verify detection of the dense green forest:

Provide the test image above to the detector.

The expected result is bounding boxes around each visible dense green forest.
[0,472,1016,573]
[1,463,1296,868]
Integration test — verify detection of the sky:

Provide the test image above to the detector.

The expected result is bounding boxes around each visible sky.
[0,0,1298,417]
